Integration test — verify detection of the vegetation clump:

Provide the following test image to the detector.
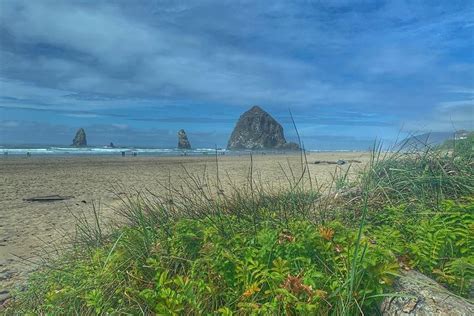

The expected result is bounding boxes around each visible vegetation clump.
[5,136,474,315]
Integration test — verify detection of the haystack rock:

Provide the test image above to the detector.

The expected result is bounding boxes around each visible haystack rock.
[227,106,299,150]
[177,129,191,149]
[72,128,87,147]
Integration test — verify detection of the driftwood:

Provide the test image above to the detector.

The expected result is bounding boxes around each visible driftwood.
[380,270,474,315]
[314,160,338,165]
[23,195,74,202]
[313,159,362,165]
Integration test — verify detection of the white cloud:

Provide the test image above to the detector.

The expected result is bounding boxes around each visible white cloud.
[0,120,20,128]
[0,0,472,146]
[0,0,375,109]
[111,124,128,130]
[64,113,101,118]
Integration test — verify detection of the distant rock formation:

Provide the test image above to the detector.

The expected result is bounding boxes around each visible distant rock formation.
[109,142,115,148]
[227,105,300,150]
[400,132,454,150]
[399,130,472,150]
[72,128,87,147]
[177,129,191,149]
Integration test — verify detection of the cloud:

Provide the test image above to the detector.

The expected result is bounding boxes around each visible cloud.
[0,0,472,147]
[364,46,437,76]
[111,124,128,130]
[0,0,373,108]
[0,120,155,145]
[64,113,101,118]
[0,120,20,128]
[404,99,474,133]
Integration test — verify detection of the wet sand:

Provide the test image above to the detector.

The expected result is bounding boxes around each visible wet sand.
[0,152,370,296]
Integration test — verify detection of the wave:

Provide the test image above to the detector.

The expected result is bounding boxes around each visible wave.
[1,146,227,156]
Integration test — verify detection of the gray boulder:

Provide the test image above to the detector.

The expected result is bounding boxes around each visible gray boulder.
[380,270,474,315]
[227,106,299,150]
[72,128,87,147]
[177,129,191,149]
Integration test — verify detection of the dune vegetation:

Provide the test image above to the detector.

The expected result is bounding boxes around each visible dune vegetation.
[5,136,473,315]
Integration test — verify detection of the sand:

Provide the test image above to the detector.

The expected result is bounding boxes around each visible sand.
[0,152,370,295]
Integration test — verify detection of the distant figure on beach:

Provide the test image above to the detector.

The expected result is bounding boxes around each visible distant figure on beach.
[121,151,125,157]
[26,152,31,157]
[133,152,137,157]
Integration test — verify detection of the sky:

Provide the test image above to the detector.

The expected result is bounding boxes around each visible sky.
[0,0,473,149]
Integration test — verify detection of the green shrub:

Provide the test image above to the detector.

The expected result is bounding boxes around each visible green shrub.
[10,212,401,314]
[366,198,474,296]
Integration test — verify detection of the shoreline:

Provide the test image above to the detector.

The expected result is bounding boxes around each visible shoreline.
[0,147,369,158]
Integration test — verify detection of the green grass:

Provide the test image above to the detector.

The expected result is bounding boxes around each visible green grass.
[5,136,474,315]
[438,132,474,154]
[359,137,473,208]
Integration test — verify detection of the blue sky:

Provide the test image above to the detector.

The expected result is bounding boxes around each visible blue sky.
[0,0,473,149]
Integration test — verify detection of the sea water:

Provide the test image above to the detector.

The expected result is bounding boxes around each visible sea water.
[0,145,358,157]
[0,145,227,157]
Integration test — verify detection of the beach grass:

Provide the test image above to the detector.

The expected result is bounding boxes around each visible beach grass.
[4,136,474,315]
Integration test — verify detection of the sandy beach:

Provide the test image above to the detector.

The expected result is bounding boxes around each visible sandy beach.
[0,152,370,294]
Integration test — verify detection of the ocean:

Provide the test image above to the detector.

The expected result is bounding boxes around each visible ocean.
[0,145,359,157]
[0,146,227,157]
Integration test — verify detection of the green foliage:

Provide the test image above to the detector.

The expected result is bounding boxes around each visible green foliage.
[363,135,473,206]
[366,198,474,296]
[10,213,403,314]
[439,132,474,157]
[12,197,472,314]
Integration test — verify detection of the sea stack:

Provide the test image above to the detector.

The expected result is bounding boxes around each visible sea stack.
[177,129,191,149]
[227,106,300,150]
[72,128,87,147]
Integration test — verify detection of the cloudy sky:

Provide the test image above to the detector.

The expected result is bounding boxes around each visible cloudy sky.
[0,0,473,149]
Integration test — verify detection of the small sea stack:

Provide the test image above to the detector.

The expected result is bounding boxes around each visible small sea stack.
[227,105,299,150]
[177,129,191,149]
[72,128,87,147]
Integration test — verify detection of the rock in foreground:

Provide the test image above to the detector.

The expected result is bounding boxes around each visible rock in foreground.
[380,270,474,315]
[177,129,191,149]
[72,128,87,147]
[227,106,299,150]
